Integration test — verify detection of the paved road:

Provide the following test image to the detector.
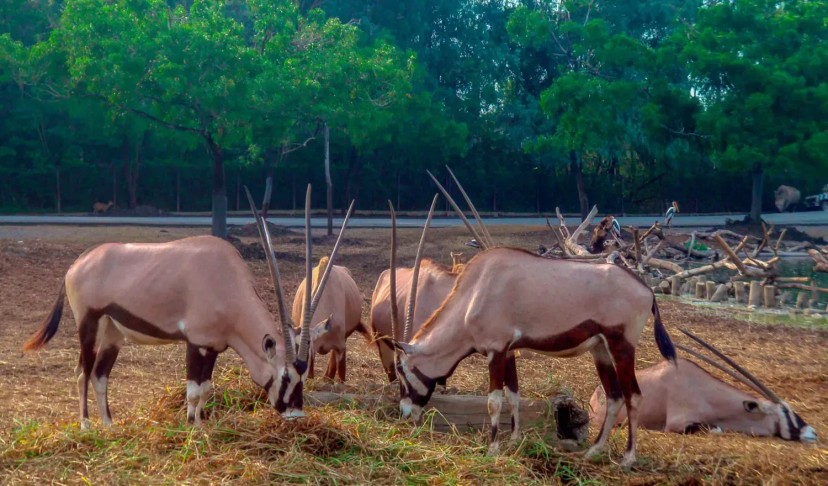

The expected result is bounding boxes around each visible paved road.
[2,211,828,228]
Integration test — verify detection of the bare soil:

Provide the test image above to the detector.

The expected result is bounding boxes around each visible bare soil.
[0,224,826,484]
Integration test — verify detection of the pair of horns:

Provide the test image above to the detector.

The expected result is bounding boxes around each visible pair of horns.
[245,185,355,364]
[389,194,439,343]
[427,166,494,250]
[677,328,781,404]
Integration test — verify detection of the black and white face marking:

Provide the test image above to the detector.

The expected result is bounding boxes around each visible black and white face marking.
[777,402,817,443]
[395,353,436,422]
[267,361,307,419]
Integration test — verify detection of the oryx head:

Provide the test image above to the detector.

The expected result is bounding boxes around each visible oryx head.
[679,329,817,443]
[246,184,353,419]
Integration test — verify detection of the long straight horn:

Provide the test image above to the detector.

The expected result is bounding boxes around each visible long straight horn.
[307,199,356,323]
[445,165,494,248]
[388,201,400,342]
[426,170,487,250]
[244,186,296,363]
[675,344,773,399]
[404,193,439,342]
[298,185,313,363]
[679,328,781,403]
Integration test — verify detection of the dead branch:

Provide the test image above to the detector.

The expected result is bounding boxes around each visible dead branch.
[569,205,599,242]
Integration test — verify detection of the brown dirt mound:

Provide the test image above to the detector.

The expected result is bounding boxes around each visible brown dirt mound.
[723,219,826,244]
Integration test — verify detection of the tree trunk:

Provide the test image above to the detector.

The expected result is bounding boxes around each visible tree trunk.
[206,135,227,238]
[571,150,588,220]
[262,171,273,219]
[749,163,763,223]
[235,172,240,211]
[55,165,61,213]
[176,168,181,212]
[111,161,117,206]
[344,147,361,206]
[122,133,145,210]
[324,123,333,236]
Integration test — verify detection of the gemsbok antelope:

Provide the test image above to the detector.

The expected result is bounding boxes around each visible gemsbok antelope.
[24,185,353,429]
[391,248,677,467]
[589,328,817,442]
[370,258,458,382]
[291,256,366,382]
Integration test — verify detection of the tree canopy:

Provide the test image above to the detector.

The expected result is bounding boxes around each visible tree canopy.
[2,0,826,224]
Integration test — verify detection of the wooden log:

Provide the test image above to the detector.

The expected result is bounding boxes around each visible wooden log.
[555,207,570,239]
[748,281,762,307]
[705,281,716,300]
[569,204,599,242]
[775,276,810,283]
[734,281,748,304]
[307,391,590,440]
[714,234,750,275]
[711,283,729,302]
[670,276,682,296]
[796,291,809,309]
[695,282,706,299]
[763,285,776,308]
[808,249,828,273]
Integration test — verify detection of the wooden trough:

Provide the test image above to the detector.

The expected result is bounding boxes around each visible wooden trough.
[307,385,590,441]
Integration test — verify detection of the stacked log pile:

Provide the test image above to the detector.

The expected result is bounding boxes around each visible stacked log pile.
[540,208,828,314]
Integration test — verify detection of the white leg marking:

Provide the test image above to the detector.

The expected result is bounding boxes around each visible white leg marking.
[505,388,520,443]
[487,389,504,455]
[585,398,623,459]
[186,380,201,425]
[77,371,89,430]
[621,393,642,469]
[196,380,212,422]
[93,376,111,426]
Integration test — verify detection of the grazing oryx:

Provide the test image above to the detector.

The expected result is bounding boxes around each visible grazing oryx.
[292,256,366,382]
[24,185,354,429]
[590,328,817,442]
[370,258,458,382]
[391,248,677,467]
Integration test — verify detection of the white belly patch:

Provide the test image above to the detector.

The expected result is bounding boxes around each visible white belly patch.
[111,319,177,345]
[532,335,602,358]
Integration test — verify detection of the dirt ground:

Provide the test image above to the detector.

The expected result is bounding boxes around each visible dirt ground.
[0,224,826,484]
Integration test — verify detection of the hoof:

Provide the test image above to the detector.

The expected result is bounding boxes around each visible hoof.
[620,453,636,469]
[487,442,501,456]
[583,445,603,460]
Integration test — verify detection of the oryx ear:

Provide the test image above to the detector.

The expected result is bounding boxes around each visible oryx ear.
[262,334,278,361]
[392,341,418,356]
[311,316,332,340]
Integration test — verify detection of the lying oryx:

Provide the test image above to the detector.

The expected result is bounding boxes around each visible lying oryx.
[589,329,817,442]
[390,245,677,467]
[292,256,366,382]
[24,185,353,428]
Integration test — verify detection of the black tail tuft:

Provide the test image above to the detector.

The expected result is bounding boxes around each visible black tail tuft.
[23,283,65,352]
[652,298,676,364]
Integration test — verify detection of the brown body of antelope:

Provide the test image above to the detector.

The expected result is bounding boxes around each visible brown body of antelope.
[24,236,303,428]
[92,201,114,213]
[292,257,366,382]
[589,358,816,442]
[370,259,457,382]
[392,248,676,467]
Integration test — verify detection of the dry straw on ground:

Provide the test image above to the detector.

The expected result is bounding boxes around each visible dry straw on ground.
[1,225,826,484]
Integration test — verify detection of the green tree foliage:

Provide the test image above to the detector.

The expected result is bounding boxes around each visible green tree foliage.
[680,0,828,221]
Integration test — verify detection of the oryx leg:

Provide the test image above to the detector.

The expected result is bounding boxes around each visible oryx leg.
[504,351,520,443]
[308,352,315,380]
[377,339,397,383]
[77,312,100,430]
[186,344,218,425]
[585,338,623,461]
[336,349,347,383]
[324,351,337,381]
[486,351,507,455]
[91,316,124,427]
[608,337,642,468]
